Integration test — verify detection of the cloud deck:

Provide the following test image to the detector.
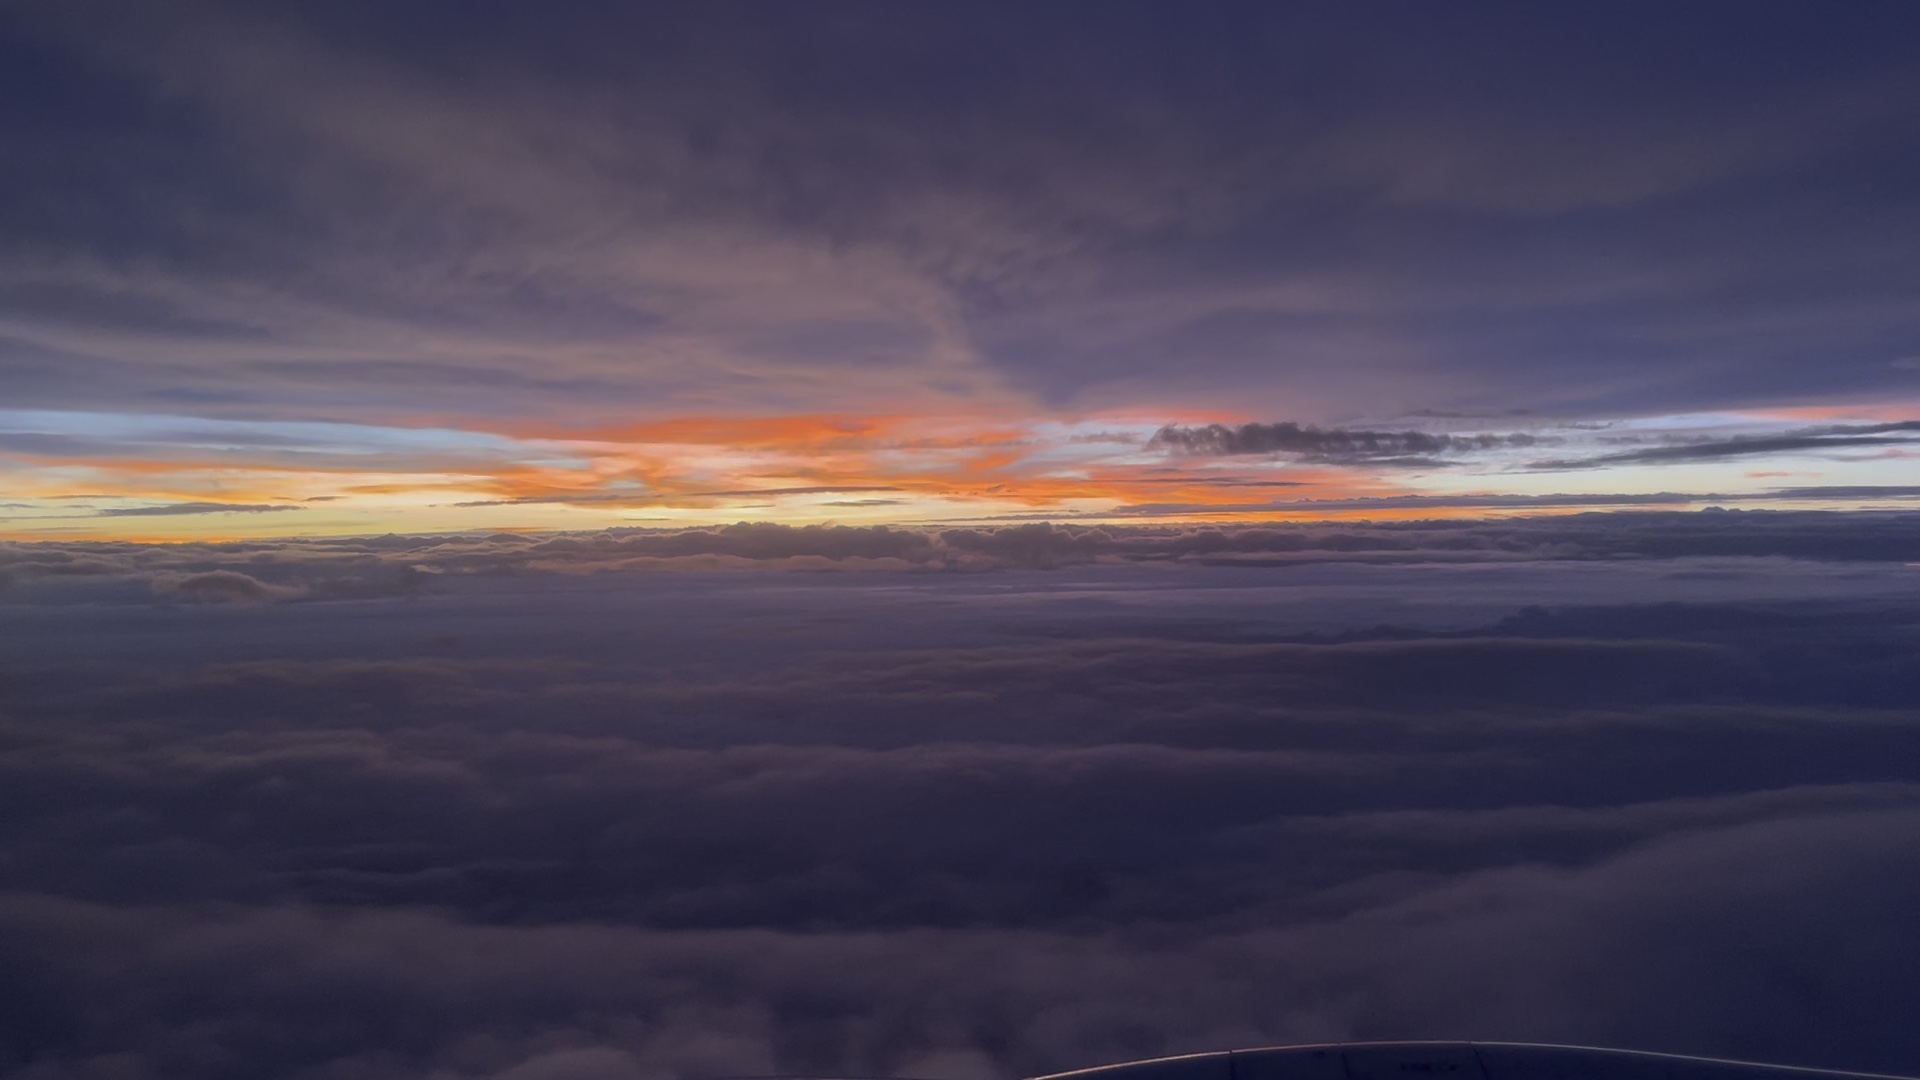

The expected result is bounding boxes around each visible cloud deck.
[3,513,1919,1078]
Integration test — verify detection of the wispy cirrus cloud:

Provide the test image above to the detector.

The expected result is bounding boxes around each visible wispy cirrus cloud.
[94,502,305,518]
[1529,420,1920,469]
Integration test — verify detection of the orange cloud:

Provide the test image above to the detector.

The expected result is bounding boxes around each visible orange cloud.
[0,408,1523,539]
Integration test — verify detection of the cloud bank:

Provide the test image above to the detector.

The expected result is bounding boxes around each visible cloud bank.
[2,512,1919,1076]
[7,512,1920,595]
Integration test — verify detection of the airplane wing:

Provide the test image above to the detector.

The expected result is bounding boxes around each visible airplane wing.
[1029,1043,1916,1080]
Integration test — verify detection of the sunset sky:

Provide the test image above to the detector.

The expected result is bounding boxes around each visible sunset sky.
[9,7,1920,1079]
[4,1,1919,538]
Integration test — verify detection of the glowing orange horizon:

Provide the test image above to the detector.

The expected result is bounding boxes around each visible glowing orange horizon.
[4,404,1914,542]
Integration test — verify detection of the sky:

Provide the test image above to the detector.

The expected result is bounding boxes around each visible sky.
[3,1,1920,537]
[6,6,1920,1080]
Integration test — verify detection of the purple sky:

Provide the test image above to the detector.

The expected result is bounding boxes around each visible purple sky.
[2,2,1919,535]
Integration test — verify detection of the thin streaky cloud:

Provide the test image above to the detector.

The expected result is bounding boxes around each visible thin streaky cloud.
[94,502,307,517]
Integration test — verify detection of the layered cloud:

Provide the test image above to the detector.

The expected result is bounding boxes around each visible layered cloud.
[3,1,1920,472]
[4,517,1920,1075]
[1149,423,1548,465]
[1529,421,1920,469]
[7,512,1920,593]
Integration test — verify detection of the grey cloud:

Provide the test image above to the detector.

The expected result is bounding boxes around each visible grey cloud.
[1270,493,1703,510]
[0,431,122,458]
[150,569,302,604]
[685,486,905,498]
[1094,493,1709,519]
[1150,422,1545,462]
[457,486,905,509]
[3,4,1919,421]
[1151,420,1920,475]
[1770,485,1920,500]
[2,800,1917,1077]
[4,519,1920,1074]
[5,600,1917,922]
[6,513,1920,597]
[1104,477,1309,489]
[1105,489,1920,519]
[95,501,305,517]
[1531,421,1920,470]
[1272,808,1920,1065]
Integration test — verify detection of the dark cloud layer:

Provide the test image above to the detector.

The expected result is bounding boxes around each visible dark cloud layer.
[1530,421,1920,470]
[94,501,305,517]
[6,512,1919,593]
[3,2,1919,421]
[1150,423,1544,464]
[1147,419,1920,473]
[1,513,1919,1077]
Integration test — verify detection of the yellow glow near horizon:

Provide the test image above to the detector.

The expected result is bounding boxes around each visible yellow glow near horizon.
[3,405,1918,541]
